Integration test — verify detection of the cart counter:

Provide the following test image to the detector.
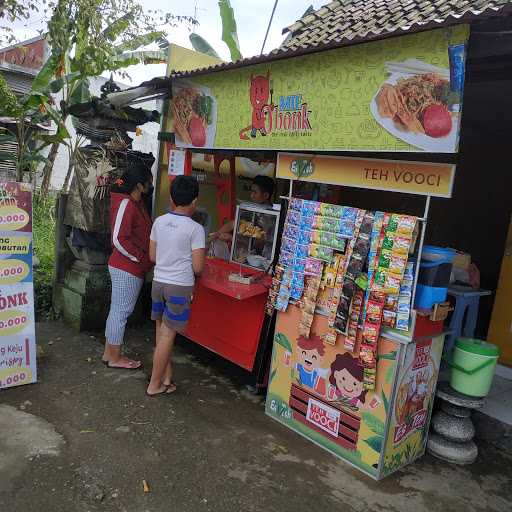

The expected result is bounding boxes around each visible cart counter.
[185,258,271,371]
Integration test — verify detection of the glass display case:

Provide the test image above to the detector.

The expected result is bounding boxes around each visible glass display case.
[230,203,280,271]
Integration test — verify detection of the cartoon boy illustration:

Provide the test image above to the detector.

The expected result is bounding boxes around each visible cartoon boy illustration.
[329,353,367,410]
[239,72,270,140]
[295,334,328,391]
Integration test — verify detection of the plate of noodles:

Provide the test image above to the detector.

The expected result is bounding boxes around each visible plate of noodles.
[370,60,459,152]
[172,80,217,148]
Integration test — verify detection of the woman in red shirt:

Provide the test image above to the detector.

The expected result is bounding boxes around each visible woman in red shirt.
[102,168,153,369]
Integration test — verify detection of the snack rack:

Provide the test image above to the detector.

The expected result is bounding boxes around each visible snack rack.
[265,164,449,480]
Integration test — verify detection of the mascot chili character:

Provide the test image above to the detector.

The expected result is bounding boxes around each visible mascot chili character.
[240,71,271,140]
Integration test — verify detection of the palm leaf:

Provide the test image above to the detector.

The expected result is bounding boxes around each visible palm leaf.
[274,333,292,352]
[189,33,220,59]
[362,412,385,436]
[364,435,383,453]
[218,0,242,61]
[381,391,389,414]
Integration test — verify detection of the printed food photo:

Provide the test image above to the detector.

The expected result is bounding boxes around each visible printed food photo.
[172,81,217,148]
[370,59,461,152]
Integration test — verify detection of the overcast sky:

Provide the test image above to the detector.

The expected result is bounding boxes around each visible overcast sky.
[11,0,326,85]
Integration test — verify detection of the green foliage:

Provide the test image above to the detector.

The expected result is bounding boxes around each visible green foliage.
[362,412,385,436]
[0,0,39,44]
[218,0,242,61]
[189,33,221,59]
[364,435,383,453]
[274,332,292,352]
[33,195,57,320]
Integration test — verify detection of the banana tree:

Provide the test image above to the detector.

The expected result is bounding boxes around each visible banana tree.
[36,0,195,196]
[0,72,70,183]
[189,0,242,62]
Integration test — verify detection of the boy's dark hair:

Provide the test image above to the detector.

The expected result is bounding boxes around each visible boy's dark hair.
[171,175,199,206]
[112,167,152,195]
[253,175,274,200]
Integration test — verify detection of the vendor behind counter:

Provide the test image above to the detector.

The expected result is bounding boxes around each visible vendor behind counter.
[208,175,275,260]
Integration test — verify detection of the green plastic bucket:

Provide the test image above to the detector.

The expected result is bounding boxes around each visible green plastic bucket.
[449,338,500,397]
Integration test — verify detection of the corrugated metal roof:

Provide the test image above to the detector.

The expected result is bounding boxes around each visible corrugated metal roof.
[171,0,512,79]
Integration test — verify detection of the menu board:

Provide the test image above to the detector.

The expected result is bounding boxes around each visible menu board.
[0,182,37,389]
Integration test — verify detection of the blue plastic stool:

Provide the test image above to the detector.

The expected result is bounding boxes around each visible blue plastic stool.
[444,286,491,354]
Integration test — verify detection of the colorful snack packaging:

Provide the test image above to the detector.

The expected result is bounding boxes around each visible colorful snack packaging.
[385,294,398,310]
[287,209,301,226]
[290,283,304,301]
[321,204,344,218]
[301,200,319,218]
[404,262,415,279]
[389,254,407,276]
[274,265,285,281]
[366,300,383,324]
[283,223,299,239]
[324,331,337,346]
[295,243,310,259]
[385,274,401,295]
[393,236,411,255]
[298,229,312,245]
[386,214,399,233]
[396,312,410,331]
[322,217,343,233]
[290,198,303,211]
[378,250,392,269]
[339,221,355,238]
[279,250,294,267]
[382,234,394,251]
[309,243,333,262]
[293,258,307,274]
[346,254,365,280]
[382,310,397,328]
[305,257,324,276]
[341,207,358,222]
[397,215,416,236]
[281,237,297,253]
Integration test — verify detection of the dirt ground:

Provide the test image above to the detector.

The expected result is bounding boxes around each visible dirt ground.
[1,321,511,512]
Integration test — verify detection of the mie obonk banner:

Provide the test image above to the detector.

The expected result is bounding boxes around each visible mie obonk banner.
[0,182,37,389]
[171,25,469,154]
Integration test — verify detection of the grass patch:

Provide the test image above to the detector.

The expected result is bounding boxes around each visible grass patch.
[33,194,57,320]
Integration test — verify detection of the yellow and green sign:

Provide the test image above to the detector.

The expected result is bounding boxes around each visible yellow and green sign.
[277,153,456,197]
[171,25,469,153]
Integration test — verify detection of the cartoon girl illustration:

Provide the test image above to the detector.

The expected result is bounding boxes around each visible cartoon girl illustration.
[329,353,367,410]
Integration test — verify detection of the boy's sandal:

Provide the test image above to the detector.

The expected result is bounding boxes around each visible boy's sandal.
[165,381,177,394]
[103,358,142,370]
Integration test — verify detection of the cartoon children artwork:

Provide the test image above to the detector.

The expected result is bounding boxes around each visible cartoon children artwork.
[295,334,328,393]
[240,72,271,140]
[328,353,367,412]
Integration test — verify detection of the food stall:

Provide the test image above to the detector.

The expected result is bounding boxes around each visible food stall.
[162,20,469,471]
[265,153,455,480]
[155,146,282,383]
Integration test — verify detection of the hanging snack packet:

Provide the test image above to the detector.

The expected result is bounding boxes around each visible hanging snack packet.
[389,254,407,276]
[290,198,303,211]
[392,236,411,256]
[287,209,301,226]
[366,300,383,324]
[396,312,410,331]
[385,274,401,295]
[387,214,399,233]
[309,243,334,262]
[283,223,300,239]
[305,257,324,276]
[279,250,294,267]
[295,243,310,259]
[382,310,397,328]
[301,200,319,218]
[324,331,338,346]
[298,229,312,245]
[397,215,416,237]
[281,237,297,254]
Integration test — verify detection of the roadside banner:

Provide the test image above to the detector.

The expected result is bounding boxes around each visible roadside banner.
[0,182,37,389]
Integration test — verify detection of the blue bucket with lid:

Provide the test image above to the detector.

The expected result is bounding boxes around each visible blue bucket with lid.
[415,246,455,309]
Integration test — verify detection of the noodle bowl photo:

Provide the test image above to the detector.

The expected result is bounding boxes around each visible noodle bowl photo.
[172,81,217,148]
[370,60,460,152]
